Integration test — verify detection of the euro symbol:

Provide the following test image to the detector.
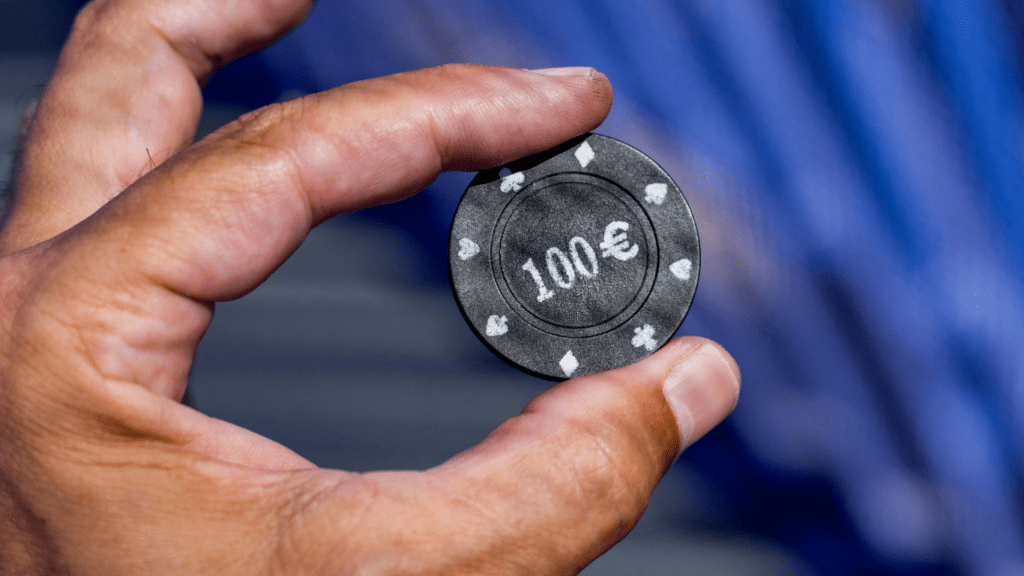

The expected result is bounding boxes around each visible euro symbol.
[599,221,639,261]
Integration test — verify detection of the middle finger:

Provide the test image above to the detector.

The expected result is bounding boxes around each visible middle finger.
[1,0,313,255]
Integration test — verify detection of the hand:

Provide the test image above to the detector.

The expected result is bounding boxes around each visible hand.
[0,0,740,574]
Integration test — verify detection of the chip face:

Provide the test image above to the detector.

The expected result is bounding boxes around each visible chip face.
[448,133,699,380]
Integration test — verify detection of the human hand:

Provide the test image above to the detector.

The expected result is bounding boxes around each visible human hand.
[0,0,740,574]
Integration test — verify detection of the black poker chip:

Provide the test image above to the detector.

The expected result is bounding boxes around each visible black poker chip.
[448,133,699,381]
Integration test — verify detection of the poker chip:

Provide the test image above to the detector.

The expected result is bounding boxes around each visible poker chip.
[448,133,699,380]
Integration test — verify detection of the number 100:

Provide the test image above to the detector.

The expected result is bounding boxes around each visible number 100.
[520,236,599,303]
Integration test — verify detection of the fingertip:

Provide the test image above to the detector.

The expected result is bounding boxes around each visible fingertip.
[660,337,741,451]
[394,64,613,173]
[528,66,610,90]
[586,69,614,117]
[519,65,613,130]
[422,336,739,570]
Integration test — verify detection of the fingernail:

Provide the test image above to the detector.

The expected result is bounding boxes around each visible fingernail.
[529,66,595,77]
[662,342,741,452]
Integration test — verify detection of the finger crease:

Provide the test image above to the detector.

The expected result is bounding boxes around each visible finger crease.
[144,20,215,82]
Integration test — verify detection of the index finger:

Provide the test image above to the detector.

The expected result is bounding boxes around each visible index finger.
[25,65,612,402]
[68,65,615,302]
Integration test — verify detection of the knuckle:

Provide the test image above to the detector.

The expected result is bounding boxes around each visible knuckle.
[225,94,324,135]
[214,99,314,171]
[431,62,478,78]
[219,101,290,144]
[70,0,102,32]
[207,95,329,219]
[69,0,118,41]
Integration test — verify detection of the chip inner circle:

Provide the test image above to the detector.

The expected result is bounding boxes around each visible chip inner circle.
[492,172,658,338]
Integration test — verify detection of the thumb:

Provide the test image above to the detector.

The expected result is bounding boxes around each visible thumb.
[441,337,741,568]
[291,337,739,575]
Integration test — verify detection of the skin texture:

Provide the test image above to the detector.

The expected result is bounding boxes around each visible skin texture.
[0,0,741,574]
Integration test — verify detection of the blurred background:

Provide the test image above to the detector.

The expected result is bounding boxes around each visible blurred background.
[3,0,1024,574]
